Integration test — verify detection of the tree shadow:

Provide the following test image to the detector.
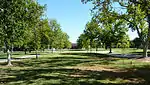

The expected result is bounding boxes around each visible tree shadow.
[61,53,112,58]
[0,54,7,59]
[1,52,150,85]
[1,62,150,85]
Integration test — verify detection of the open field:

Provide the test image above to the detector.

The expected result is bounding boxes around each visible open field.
[0,50,150,85]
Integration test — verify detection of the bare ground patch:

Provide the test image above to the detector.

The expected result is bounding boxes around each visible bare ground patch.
[65,65,146,84]
[137,57,150,62]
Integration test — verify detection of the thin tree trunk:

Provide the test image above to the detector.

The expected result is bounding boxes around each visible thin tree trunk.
[143,44,148,57]
[109,43,112,53]
[52,48,54,53]
[7,49,12,66]
[36,49,38,59]
[48,45,49,50]
[25,48,27,55]
[11,44,13,53]
[143,13,150,57]
[3,42,6,53]
[96,46,98,53]
[90,40,92,53]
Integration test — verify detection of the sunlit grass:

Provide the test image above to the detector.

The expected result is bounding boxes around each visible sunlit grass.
[0,51,150,85]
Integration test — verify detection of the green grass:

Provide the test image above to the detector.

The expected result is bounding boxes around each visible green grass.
[0,51,27,59]
[97,48,150,55]
[0,51,150,85]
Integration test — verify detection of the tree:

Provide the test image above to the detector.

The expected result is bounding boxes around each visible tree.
[97,11,129,53]
[0,0,45,65]
[48,19,71,52]
[63,32,72,49]
[81,0,150,57]
[38,19,51,51]
[84,19,101,52]
[131,37,142,49]
[49,19,60,50]
[77,33,90,50]
[116,35,130,48]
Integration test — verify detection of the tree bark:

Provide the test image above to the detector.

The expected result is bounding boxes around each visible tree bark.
[25,49,27,55]
[11,44,13,53]
[143,14,150,57]
[109,43,112,53]
[143,43,148,57]
[7,49,12,66]
[90,39,92,53]
[36,49,38,59]
[48,45,50,50]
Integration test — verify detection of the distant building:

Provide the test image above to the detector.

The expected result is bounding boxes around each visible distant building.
[71,43,77,49]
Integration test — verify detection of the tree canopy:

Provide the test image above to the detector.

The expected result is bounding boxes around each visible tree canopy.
[81,0,150,57]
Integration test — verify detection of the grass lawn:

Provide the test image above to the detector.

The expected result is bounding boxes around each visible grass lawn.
[0,51,32,59]
[0,51,150,85]
[96,48,150,55]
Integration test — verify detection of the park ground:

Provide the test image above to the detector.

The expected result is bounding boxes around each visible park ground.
[1,48,150,85]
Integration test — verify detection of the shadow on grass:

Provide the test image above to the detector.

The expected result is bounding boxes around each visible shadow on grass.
[1,61,150,85]
[61,53,112,58]
[0,54,7,59]
[61,52,144,59]
[1,52,150,85]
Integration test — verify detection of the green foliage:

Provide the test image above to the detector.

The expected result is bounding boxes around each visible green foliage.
[77,33,90,50]
[81,0,150,57]
[49,19,71,49]
[78,10,129,52]
[131,37,142,49]
[0,0,45,50]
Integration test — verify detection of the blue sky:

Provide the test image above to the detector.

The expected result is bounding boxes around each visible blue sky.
[38,0,137,43]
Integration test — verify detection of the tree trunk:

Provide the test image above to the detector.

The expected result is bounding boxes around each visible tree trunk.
[143,44,148,57]
[96,46,98,53]
[52,48,54,53]
[7,49,12,66]
[25,49,27,55]
[48,45,50,50]
[109,43,112,53]
[29,48,31,53]
[143,13,150,57]
[11,44,13,53]
[3,42,7,53]
[36,49,38,59]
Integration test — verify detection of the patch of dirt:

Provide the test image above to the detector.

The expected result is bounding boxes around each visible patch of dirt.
[66,66,146,84]
[127,78,145,84]
[137,57,150,62]
[65,65,126,72]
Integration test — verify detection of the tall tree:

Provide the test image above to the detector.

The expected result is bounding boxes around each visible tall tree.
[0,0,45,65]
[48,19,71,51]
[38,19,51,51]
[84,19,101,51]
[77,33,90,50]
[81,0,150,57]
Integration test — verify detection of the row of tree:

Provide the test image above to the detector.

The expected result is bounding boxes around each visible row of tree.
[21,19,71,55]
[80,0,150,57]
[0,0,71,65]
[77,17,130,53]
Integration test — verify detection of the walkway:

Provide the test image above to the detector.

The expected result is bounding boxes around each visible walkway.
[0,55,37,63]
